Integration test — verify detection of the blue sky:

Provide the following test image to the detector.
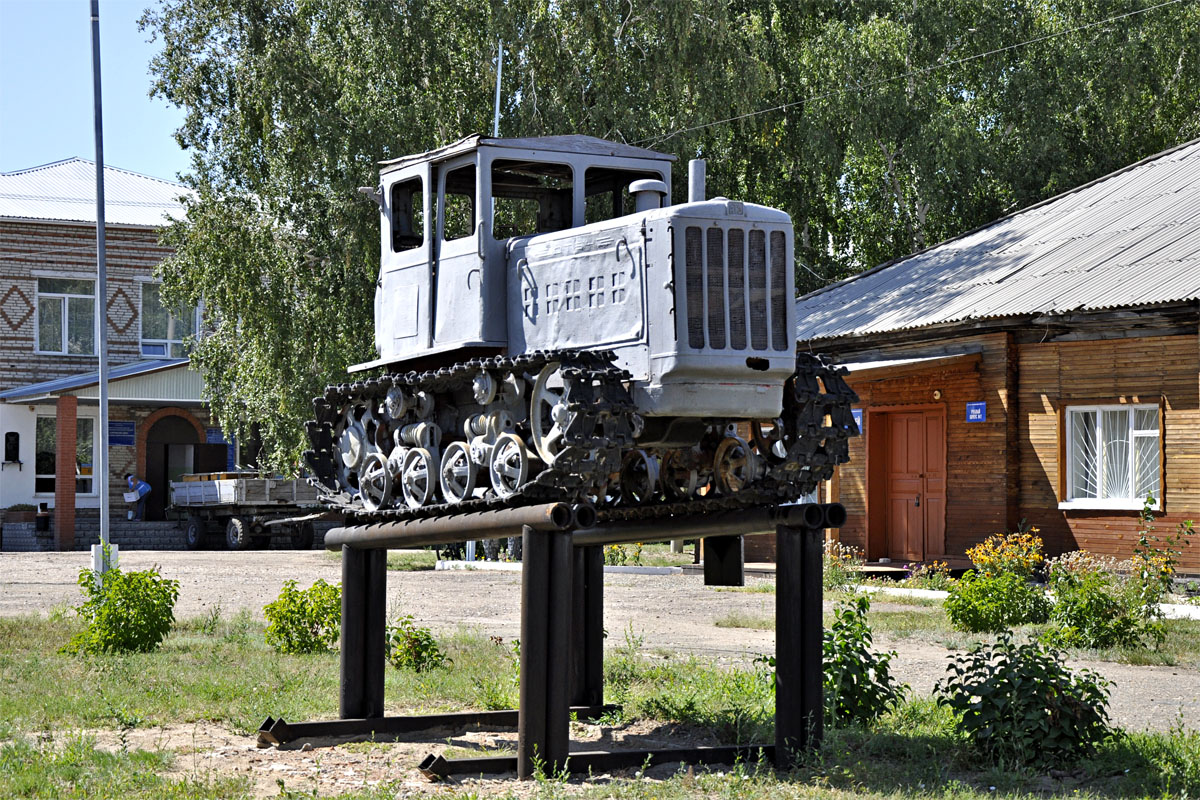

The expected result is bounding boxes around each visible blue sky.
[0,0,190,183]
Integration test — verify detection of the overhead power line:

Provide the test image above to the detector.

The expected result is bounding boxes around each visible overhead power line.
[635,0,1191,147]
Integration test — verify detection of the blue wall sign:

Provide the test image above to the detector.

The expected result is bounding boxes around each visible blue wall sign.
[109,421,136,447]
[206,427,238,470]
[851,408,863,432]
[966,402,987,422]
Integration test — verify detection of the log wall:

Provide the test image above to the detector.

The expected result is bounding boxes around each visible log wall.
[1017,334,1200,570]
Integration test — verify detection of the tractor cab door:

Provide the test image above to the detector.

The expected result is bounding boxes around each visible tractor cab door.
[432,155,489,348]
[377,164,432,361]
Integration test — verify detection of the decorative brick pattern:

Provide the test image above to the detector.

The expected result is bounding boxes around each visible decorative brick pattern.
[0,285,34,331]
[0,220,174,392]
[105,286,138,334]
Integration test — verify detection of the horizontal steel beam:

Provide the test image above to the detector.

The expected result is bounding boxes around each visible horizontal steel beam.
[419,743,776,779]
[323,502,574,550]
[571,504,842,547]
[257,704,617,747]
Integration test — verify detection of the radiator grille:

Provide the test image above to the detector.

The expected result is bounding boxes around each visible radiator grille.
[770,230,788,350]
[749,230,768,350]
[728,229,746,350]
[682,224,783,352]
[706,227,726,349]
[685,227,704,349]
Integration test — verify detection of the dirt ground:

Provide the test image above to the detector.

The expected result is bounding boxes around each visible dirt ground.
[5,550,1200,796]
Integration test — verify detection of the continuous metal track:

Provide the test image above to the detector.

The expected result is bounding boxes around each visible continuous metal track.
[303,350,858,525]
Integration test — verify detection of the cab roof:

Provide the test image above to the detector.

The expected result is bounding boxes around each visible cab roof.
[379,134,676,172]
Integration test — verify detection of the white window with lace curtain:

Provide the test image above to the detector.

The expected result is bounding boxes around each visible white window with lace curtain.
[1063,404,1160,510]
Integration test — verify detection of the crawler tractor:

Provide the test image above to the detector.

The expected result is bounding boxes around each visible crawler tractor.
[305,135,857,521]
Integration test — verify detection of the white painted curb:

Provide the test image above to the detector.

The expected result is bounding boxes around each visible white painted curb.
[435,560,681,575]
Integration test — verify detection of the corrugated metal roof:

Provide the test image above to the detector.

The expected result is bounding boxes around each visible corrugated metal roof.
[796,139,1200,342]
[0,158,189,227]
[380,134,675,170]
[0,359,189,401]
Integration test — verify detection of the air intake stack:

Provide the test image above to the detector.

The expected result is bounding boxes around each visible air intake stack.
[688,159,706,203]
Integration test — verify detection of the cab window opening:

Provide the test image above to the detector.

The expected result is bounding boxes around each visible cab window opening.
[389,178,424,252]
[584,167,667,223]
[491,159,573,240]
[442,164,476,241]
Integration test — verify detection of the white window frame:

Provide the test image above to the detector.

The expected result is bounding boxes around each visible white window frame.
[1061,403,1161,511]
[35,277,97,356]
[33,414,99,497]
[139,281,201,358]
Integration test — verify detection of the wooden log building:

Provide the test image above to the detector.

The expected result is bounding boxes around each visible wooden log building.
[787,138,1200,571]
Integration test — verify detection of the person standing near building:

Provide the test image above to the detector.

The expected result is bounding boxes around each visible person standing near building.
[125,473,151,521]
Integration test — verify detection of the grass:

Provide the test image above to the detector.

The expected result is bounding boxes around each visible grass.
[5,609,1200,798]
[712,582,776,594]
[385,550,437,571]
[633,542,695,567]
[0,614,519,736]
[714,611,776,630]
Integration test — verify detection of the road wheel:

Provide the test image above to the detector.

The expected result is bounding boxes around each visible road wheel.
[183,514,206,551]
[291,520,315,550]
[225,516,251,551]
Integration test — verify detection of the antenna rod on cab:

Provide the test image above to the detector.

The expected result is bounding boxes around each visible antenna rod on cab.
[492,40,504,137]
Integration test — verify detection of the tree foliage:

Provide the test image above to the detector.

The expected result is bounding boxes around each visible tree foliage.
[142,0,1200,469]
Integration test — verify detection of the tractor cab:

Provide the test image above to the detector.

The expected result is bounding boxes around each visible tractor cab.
[357,135,675,372]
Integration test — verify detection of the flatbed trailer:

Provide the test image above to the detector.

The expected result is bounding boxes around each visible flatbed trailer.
[170,472,323,550]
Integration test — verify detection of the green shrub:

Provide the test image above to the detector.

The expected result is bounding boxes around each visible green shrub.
[824,594,905,725]
[1044,550,1158,649]
[936,633,1111,766]
[385,615,448,671]
[263,579,341,654]
[64,565,179,654]
[944,569,1050,633]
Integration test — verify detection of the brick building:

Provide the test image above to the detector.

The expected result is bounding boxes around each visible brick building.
[791,139,1200,570]
[0,158,232,550]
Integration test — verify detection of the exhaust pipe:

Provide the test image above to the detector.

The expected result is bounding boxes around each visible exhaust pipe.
[688,159,706,203]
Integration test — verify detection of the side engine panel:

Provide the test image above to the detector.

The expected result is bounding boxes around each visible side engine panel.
[506,219,651,380]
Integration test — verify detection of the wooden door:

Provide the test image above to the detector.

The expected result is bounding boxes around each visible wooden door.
[885,411,946,561]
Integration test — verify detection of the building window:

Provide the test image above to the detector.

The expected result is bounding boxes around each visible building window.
[141,282,198,357]
[37,278,95,355]
[1064,404,1160,509]
[34,416,95,495]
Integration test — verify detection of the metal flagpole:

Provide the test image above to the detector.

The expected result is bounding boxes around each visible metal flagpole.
[90,0,111,565]
[492,39,504,137]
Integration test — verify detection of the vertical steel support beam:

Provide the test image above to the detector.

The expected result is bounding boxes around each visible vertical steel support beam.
[703,534,744,586]
[363,547,387,718]
[519,527,574,777]
[518,525,549,778]
[340,545,367,719]
[583,545,604,706]
[570,545,604,707]
[775,524,823,767]
[545,529,572,771]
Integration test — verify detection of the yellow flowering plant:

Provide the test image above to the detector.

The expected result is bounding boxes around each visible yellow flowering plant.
[966,529,1044,578]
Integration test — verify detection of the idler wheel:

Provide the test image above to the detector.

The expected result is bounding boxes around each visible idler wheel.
[489,433,529,499]
[400,448,437,509]
[661,450,700,500]
[438,441,477,505]
[530,362,573,464]
[618,450,659,505]
[713,435,755,495]
[359,452,392,510]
